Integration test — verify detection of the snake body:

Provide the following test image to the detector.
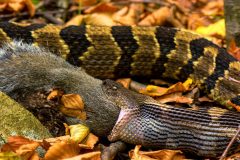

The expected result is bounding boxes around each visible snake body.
[0,22,240,157]
[102,79,240,157]
[0,22,239,109]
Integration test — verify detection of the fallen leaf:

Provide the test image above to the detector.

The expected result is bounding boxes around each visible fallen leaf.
[187,13,211,30]
[226,152,240,160]
[24,0,35,16]
[44,140,80,160]
[0,3,7,10]
[0,0,35,16]
[116,78,131,89]
[61,94,84,110]
[3,136,40,160]
[74,0,98,7]
[84,13,117,26]
[139,85,167,97]
[227,100,240,111]
[79,133,99,149]
[198,96,214,102]
[156,92,193,104]
[113,3,144,25]
[29,152,40,160]
[47,89,64,100]
[68,124,90,143]
[228,39,240,60]
[201,0,223,16]
[65,15,84,27]
[138,7,171,26]
[129,145,185,160]
[63,151,101,160]
[139,78,192,97]
[195,19,225,38]
[36,135,71,150]
[60,107,87,120]
[84,2,118,14]
[8,1,24,12]
[0,151,21,160]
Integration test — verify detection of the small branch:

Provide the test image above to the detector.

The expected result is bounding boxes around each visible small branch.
[42,12,64,25]
[219,125,240,160]
[111,0,167,5]
[129,80,147,92]
[0,10,65,19]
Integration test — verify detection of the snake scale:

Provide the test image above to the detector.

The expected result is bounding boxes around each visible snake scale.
[0,21,240,157]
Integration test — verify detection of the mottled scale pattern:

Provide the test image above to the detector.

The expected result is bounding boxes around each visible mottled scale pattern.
[0,22,240,109]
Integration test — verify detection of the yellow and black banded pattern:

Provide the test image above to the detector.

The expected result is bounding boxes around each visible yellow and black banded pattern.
[0,21,239,109]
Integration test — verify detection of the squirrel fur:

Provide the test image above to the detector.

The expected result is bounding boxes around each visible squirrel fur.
[0,41,121,137]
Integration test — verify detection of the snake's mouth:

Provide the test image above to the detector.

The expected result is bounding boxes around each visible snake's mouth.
[107,109,128,141]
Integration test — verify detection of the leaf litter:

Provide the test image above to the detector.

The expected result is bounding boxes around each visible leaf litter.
[0,0,238,159]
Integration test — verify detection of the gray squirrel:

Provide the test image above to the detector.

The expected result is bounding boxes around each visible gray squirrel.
[0,41,121,137]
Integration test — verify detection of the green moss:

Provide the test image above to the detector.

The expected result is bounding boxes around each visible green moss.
[0,92,52,145]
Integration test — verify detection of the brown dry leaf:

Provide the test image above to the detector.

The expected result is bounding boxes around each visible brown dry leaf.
[47,89,64,100]
[226,152,240,160]
[36,135,71,150]
[77,111,87,120]
[29,152,40,160]
[156,92,193,104]
[228,39,240,61]
[84,2,118,14]
[187,13,211,30]
[129,145,185,160]
[65,15,84,27]
[139,78,192,97]
[227,100,240,111]
[61,94,84,110]
[0,3,7,10]
[44,140,80,160]
[63,151,101,160]
[198,96,214,102]
[24,0,35,16]
[4,136,40,160]
[8,1,24,11]
[74,0,98,7]
[16,144,40,160]
[0,0,35,16]
[79,133,99,149]
[0,143,12,152]
[113,3,144,25]
[201,0,223,16]
[60,106,87,120]
[116,78,131,89]
[84,13,117,26]
[138,7,171,26]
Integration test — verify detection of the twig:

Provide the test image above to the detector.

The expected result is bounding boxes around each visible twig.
[101,141,127,160]
[42,12,64,25]
[130,80,147,92]
[219,125,240,160]
[111,0,168,5]
[0,10,65,19]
